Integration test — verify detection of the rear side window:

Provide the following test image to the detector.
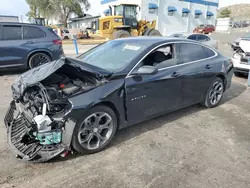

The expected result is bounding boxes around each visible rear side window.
[47,27,60,37]
[63,29,69,33]
[187,34,198,40]
[180,43,207,63]
[23,26,46,39]
[203,46,215,57]
[197,35,210,42]
[2,25,22,40]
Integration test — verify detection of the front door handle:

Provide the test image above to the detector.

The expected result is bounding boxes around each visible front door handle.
[205,64,211,69]
[172,72,180,77]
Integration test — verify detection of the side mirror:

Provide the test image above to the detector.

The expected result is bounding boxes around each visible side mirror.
[132,66,158,75]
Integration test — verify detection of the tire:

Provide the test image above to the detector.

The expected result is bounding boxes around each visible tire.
[144,29,161,36]
[201,77,224,108]
[64,36,69,40]
[28,53,51,69]
[72,105,118,154]
[113,30,131,39]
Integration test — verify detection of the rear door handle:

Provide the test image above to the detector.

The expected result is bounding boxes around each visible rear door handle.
[205,64,211,69]
[172,72,180,77]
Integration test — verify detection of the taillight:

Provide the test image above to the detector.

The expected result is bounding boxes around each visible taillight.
[53,39,62,45]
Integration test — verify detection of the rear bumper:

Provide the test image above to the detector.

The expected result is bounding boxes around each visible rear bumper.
[4,101,65,162]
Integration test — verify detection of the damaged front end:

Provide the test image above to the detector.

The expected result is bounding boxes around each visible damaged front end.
[4,57,110,162]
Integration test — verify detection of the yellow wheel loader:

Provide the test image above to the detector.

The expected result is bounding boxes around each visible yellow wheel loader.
[93,3,161,39]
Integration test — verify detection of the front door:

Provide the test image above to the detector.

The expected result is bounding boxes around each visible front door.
[125,43,182,125]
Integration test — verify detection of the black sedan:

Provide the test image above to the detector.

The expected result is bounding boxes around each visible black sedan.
[4,37,233,162]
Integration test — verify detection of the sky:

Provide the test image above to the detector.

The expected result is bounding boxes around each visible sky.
[0,0,248,22]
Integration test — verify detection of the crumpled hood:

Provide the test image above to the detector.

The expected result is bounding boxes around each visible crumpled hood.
[239,38,250,53]
[11,57,111,99]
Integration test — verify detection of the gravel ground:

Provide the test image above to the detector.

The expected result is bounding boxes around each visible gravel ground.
[0,29,250,188]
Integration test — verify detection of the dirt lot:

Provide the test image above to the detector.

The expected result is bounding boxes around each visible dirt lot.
[1,30,250,188]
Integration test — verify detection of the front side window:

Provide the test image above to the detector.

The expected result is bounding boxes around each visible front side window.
[77,40,147,72]
[139,44,177,69]
[63,29,70,33]
[187,34,198,40]
[2,25,22,40]
[23,26,46,39]
[180,43,207,63]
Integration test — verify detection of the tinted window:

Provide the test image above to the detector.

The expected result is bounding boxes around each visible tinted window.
[203,46,215,57]
[140,44,177,69]
[180,43,207,63]
[197,35,210,41]
[2,25,22,40]
[187,35,198,40]
[63,29,69,33]
[23,26,46,39]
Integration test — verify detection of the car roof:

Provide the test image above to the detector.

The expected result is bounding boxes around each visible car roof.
[171,32,211,38]
[114,36,198,43]
[0,22,46,28]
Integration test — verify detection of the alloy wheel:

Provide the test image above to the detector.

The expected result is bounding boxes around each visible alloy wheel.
[208,81,223,105]
[30,54,50,68]
[78,112,114,150]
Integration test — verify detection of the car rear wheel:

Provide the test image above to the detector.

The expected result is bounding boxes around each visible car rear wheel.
[28,53,51,69]
[201,77,224,108]
[72,105,118,154]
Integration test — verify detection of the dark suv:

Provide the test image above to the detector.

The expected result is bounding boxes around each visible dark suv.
[0,22,64,69]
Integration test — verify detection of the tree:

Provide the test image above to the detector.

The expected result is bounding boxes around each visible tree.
[218,8,232,18]
[52,0,90,27]
[26,0,90,27]
[26,0,40,20]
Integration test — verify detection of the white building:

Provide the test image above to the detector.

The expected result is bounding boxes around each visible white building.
[0,15,19,22]
[100,0,218,36]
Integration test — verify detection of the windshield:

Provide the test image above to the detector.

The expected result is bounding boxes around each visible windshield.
[76,40,147,72]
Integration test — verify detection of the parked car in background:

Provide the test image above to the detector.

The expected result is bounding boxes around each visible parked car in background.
[4,37,233,162]
[231,32,250,51]
[0,22,64,69]
[170,33,218,49]
[53,28,72,40]
[231,39,250,76]
[193,24,215,34]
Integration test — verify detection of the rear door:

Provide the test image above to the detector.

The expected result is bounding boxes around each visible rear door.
[22,25,48,51]
[0,25,25,67]
[177,42,217,106]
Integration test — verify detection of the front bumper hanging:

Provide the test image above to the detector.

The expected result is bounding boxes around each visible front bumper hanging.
[4,101,66,162]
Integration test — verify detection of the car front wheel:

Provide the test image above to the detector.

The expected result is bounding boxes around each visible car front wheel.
[72,105,118,154]
[201,77,224,108]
